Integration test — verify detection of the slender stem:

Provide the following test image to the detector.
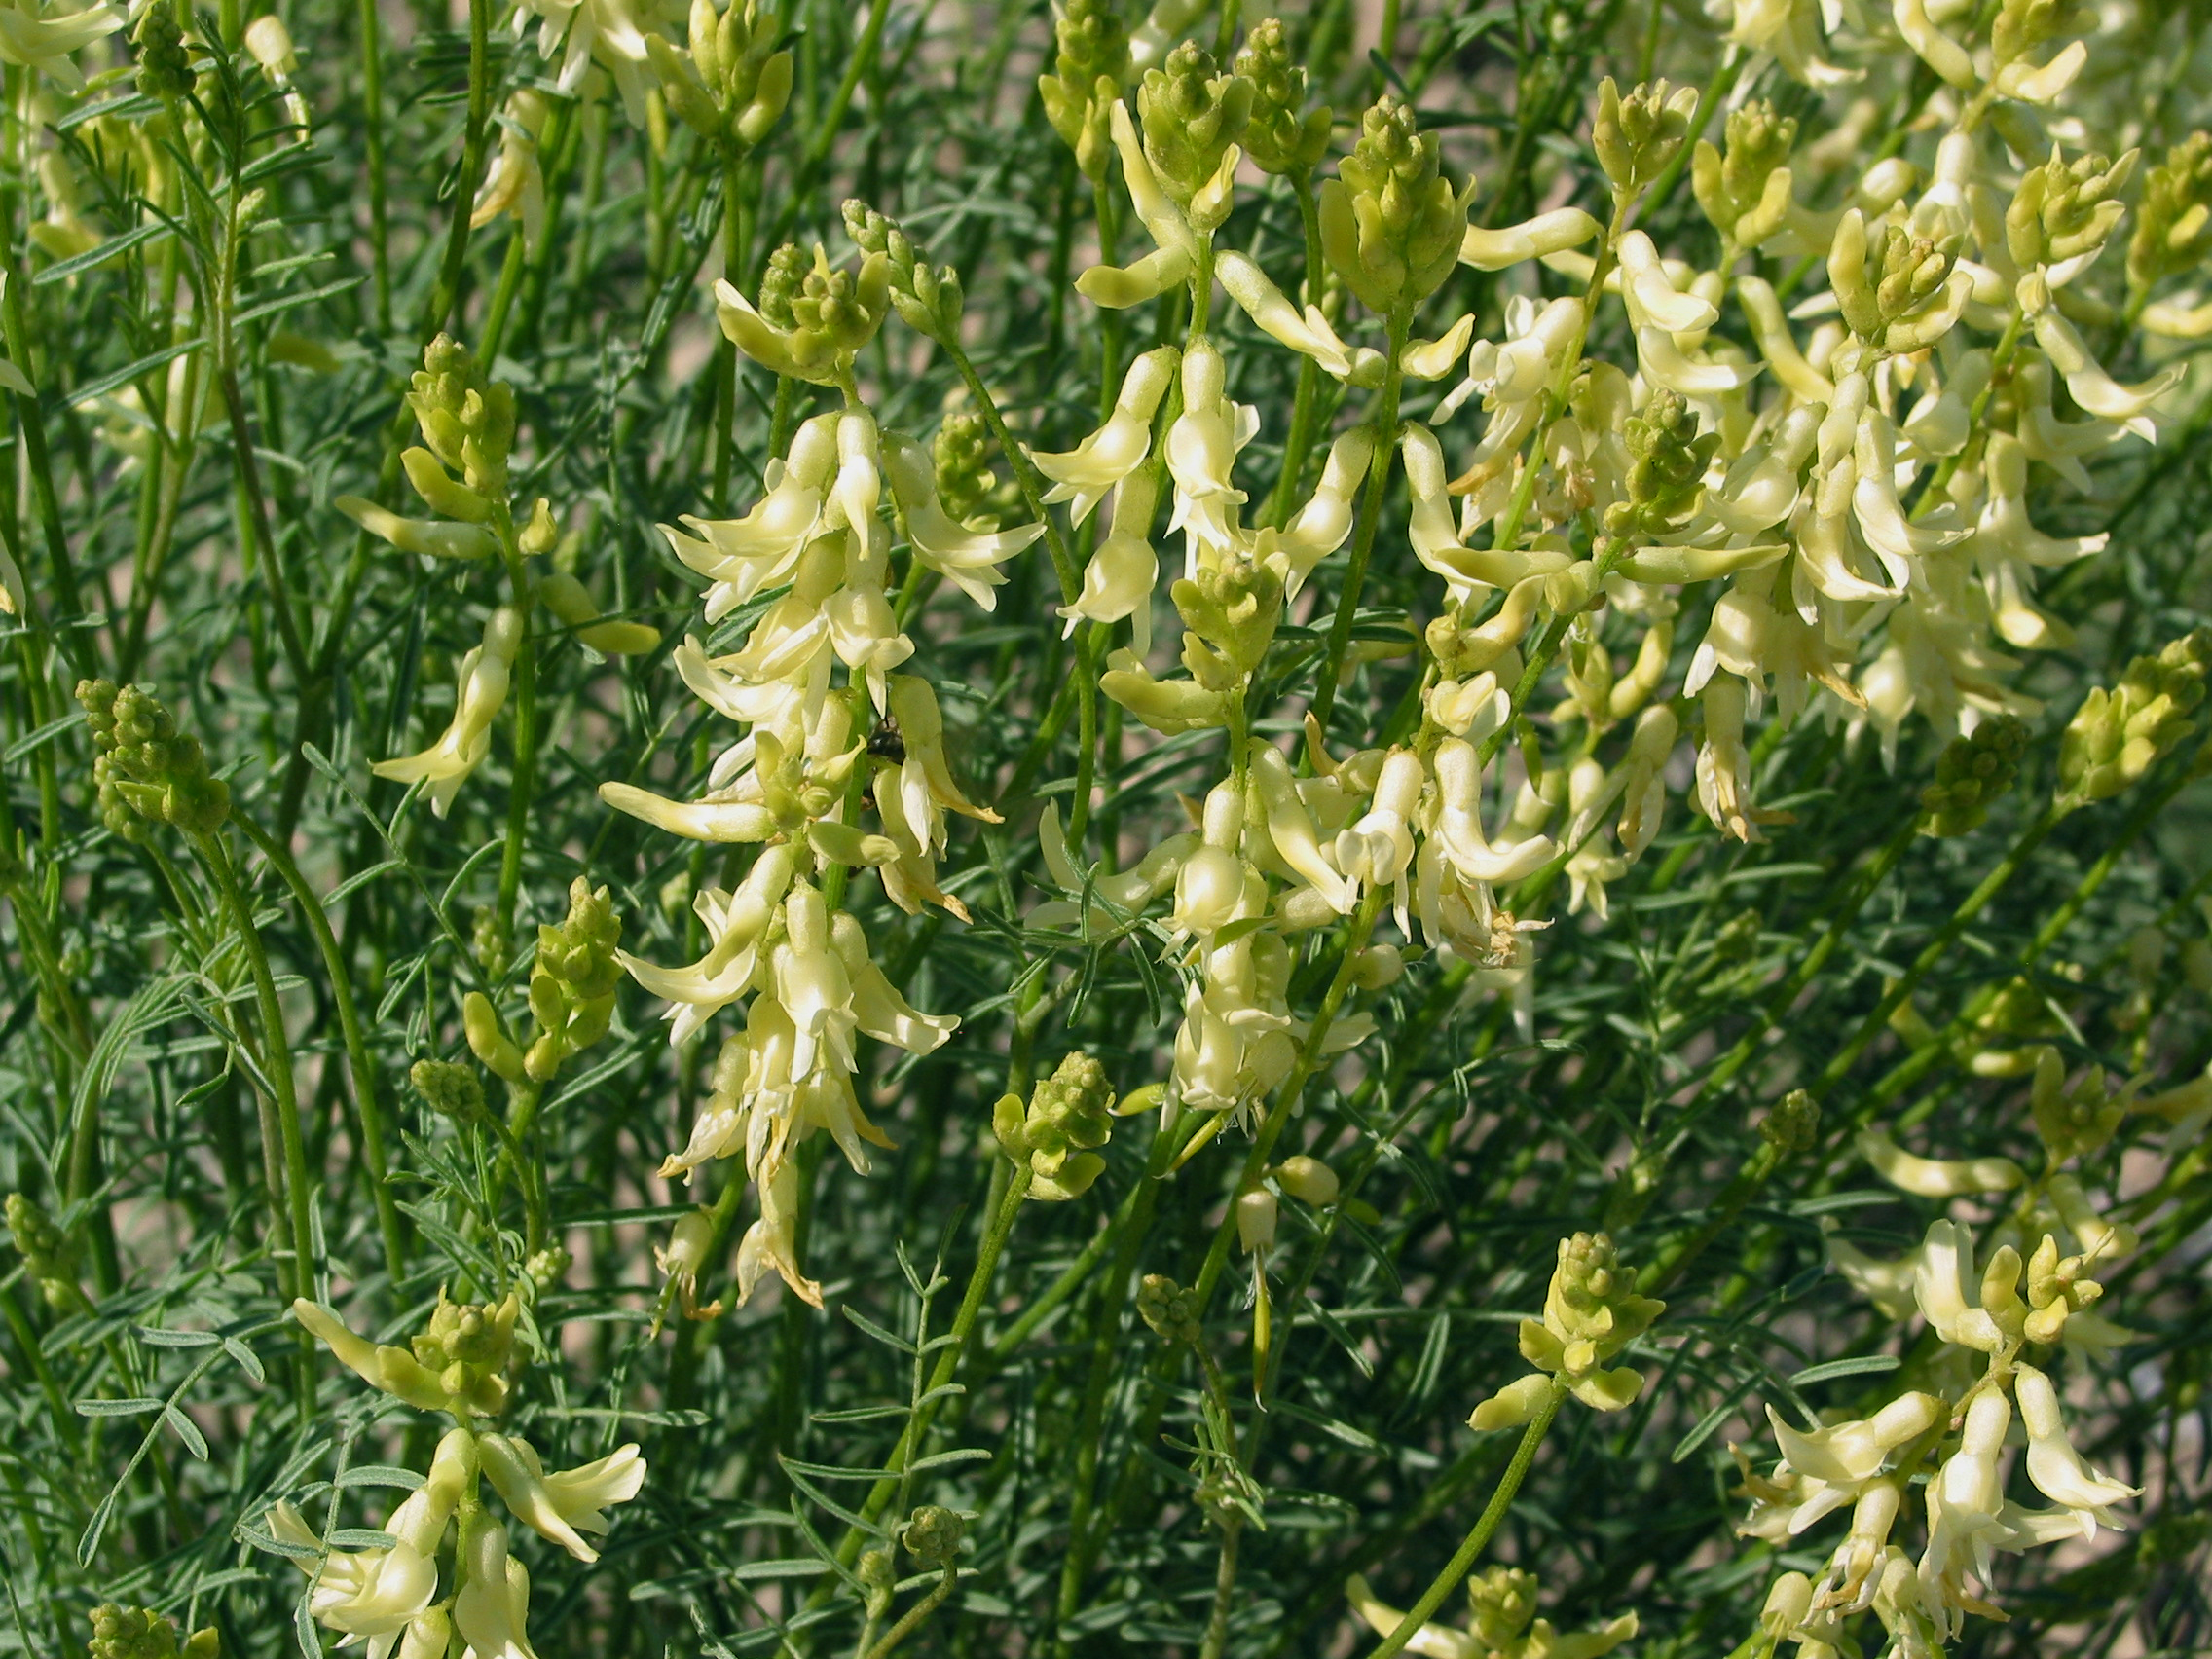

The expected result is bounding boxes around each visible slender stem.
[358,0,392,331]
[1053,1108,1186,1638]
[1068,622,1104,845]
[1310,313,1410,736]
[198,832,318,1308]
[1198,1519,1243,1659]
[940,336,1082,600]
[828,1165,1033,1573]
[234,815,407,1283]
[1362,1379,1567,1659]
[0,237,92,678]
[866,1564,957,1659]
[1805,803,2059,1100]
[426,0,497,337]
[1264,175,1327,530]
[217,367,312,686]
[1194,885,1386,1309]
[497,523,537,936]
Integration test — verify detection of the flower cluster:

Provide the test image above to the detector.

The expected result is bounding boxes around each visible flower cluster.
[276,1293,645,1659]
[1346,1564,1639,1659]
[1740,1035,2160,1653]
[1471,1231,1667,1427]
[348,337,659,819]
[608,224,1045,1306]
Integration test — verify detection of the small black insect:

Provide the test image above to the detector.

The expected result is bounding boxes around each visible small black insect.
[866,718,906,764]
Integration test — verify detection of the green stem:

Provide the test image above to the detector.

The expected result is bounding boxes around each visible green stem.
[866,1564,957,1659]
[1264,174,1327,530]
[426,0,497,337]
[828,1164,1033,1573]
[198,832,318,1309]
[497,527,538,937]
[1361,1378,1567,1659]
[1310,313,1410,737]
[0,237,92,678]
[1805,802,2060,1101]
[234,815,407,1283]
[358,0,392,331]
[940,335,1082,600]
[1194,885,1386,1309]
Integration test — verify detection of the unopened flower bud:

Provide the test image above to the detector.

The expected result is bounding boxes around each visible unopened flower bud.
[901,1504,965,1568]
[1319,94,1468,316]
[1236,1187,1278,1254]
[1920,716,2028,835]
[1235,18,1330,178]
[464,990,528,1083]
[1593,77,1698,195]
[1758,1089,1822,1151]
[1137,1272,1200,1345]
[1272,1155,1340,1206]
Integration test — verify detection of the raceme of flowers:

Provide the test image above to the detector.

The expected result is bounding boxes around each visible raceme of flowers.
[11,0,2202,1650]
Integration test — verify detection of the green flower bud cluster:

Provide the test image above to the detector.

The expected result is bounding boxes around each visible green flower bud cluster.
[409,1294,521,1412]
[1992,0,2081,72]
[1603,389,1715,542]
[1174,548,1284,690]
[1518,1232,1665,1412]
[650,0,793,155]
[1832,218,1960,353]
[411,1057,489,1123]
[525,876,623,1082]
[1691,100,1796,249]
[757,241,809,328]
[842,200,964,342]
[1758,1088,1822,1152]
[89,1604,218,1659]
[900,1503,965,1568]
[743,244,891,378]
[1320,94,1467,316]
[77,680,230,841]
[462,877,623,1086]
[473,903,512,977]
[2057,629,2212,807]
[525,1243,571,1294]
[1919,714,2028,835]
[2019,1234,2102,1344]
[132,0,192,101]
[933,411,1002,526]
[1974,1233,2101,1347]
[7,1192,85,1311]
[1137,43,1251,212]
[1037,0,1131,184]
[1593,77,1698,197]
[1466,1565,1539,1651]
[2029,1051,2123,1164]
[406,335,515,512]
[1234,19,1330,178]
[2007,149,2134,273]
[994,1051,1117,1199]
[294,1289,520,1416]
[2127,131,2212,294]
[1137,1272,1202,1346]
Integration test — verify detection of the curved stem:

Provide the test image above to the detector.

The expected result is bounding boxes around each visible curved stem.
[234,815,407,1283]
[1362,1378,1567,1659]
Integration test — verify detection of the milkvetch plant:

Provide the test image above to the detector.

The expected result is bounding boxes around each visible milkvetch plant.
[2,0,2211,1654]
